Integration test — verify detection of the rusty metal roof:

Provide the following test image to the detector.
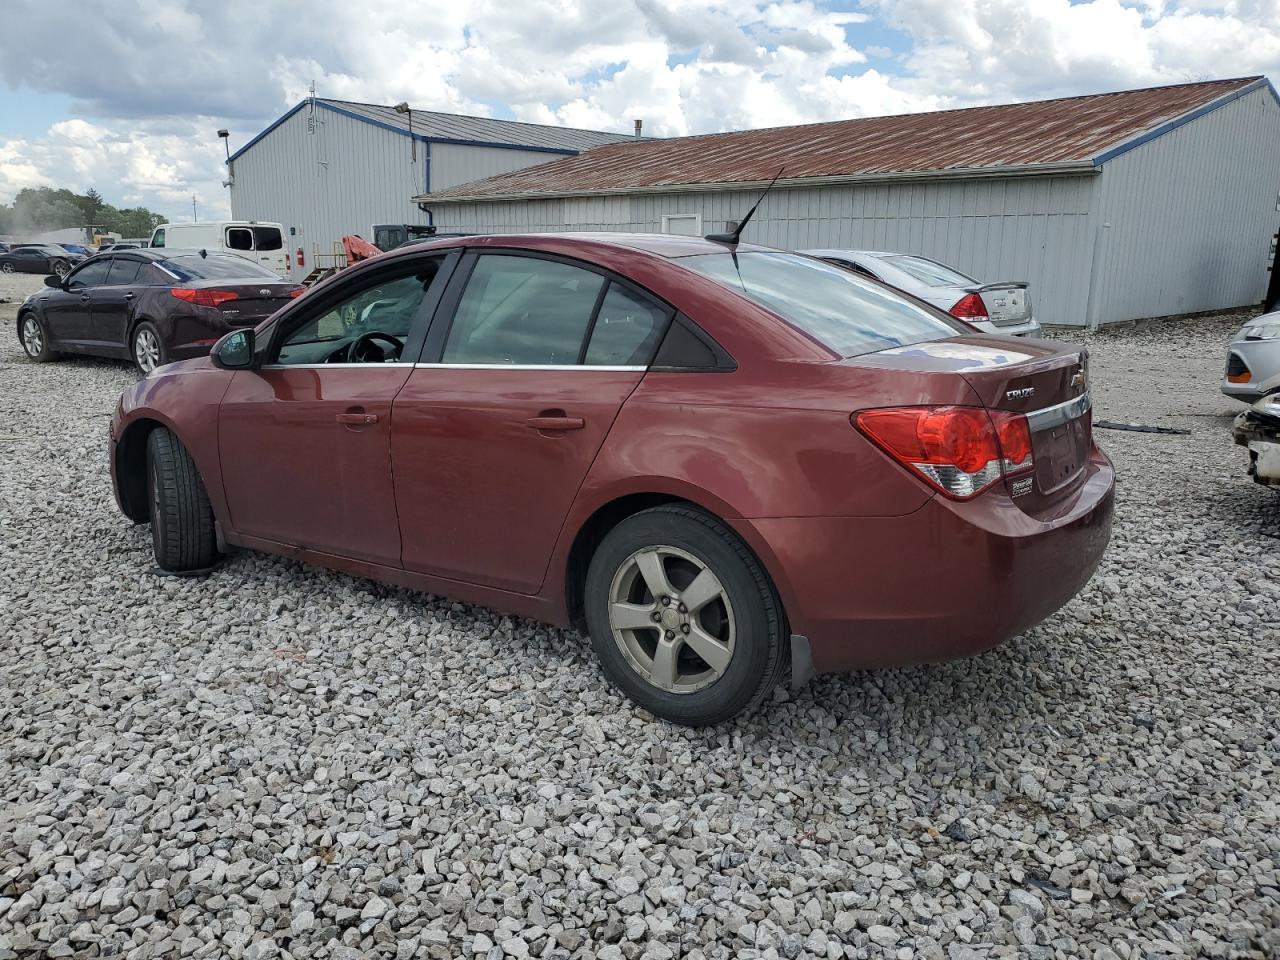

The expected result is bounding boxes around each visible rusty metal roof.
[419,77,1266,203]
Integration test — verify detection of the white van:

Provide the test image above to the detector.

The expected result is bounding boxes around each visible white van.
[148,221,288,276]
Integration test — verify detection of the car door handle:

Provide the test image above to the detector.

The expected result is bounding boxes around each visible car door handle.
[123,292,134,300]
[80,294,91,302]
[336,412,379,425]
[526,415,585,431]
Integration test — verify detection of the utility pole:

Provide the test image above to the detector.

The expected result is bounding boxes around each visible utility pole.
[192,195,198,222]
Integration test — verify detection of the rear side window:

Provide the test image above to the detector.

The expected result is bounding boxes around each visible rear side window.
[443,255,605,365]
[253,226,282,251]
[105,259,144,285]
[159,254,279,281]
[883,255,976,287]
[680,251,965,358]
[150,229,165,248]
[584,284,669,366]
[225,227,253,251]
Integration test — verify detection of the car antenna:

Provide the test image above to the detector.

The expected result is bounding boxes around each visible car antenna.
[705,166,786,245]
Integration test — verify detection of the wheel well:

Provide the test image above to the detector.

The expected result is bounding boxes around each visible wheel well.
[115,418,164,522]
[563,493,789,636]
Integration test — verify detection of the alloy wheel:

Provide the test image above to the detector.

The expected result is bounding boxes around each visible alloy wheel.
[607,544,736,694]
[0,263,13,273]
[21,316,43,357]
[53,261,70,279]
[134,328,161,373]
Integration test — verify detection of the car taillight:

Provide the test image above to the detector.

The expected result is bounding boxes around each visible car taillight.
[286,250,292,271]
[950,292,988,319]
[171,288,240,307]
[288,287,305,298]
[854,406,1034,500]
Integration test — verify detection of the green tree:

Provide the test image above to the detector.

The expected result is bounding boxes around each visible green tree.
[81,188,105,226]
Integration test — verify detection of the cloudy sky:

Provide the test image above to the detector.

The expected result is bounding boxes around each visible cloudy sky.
[1,0,1278,221]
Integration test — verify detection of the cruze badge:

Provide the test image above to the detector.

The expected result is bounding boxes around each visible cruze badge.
[1006,386,1035,400]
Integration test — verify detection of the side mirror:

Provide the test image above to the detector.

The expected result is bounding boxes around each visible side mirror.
[211,328,257,369]
[44,275,64,289]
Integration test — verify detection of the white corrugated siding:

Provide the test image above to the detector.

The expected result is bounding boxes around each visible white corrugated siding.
[427,174,1098,326]
[429,143,578,188]
[1089,85,1280,324]
[229,108,429,278]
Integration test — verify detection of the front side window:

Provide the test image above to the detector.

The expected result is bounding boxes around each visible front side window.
[151,229,165,248]
[276,261,442,366]
[67,260,112,287]
[225,227,253,251]
[680,251,966,358]
[443,255,605,366]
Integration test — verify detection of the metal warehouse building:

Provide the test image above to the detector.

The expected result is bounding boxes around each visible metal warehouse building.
[416,77,1280,328]
[227,97,632,279]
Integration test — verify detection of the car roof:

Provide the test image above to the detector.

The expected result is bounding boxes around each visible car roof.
[801,249,905,260]
[389,231,779,260]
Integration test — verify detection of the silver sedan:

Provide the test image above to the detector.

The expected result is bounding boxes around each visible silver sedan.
[1222,310,1280,402]
[802,249,1042,337]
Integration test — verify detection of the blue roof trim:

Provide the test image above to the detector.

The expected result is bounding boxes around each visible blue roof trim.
[230,99,582,164]
[226,100,308,163]
[1092,77,1276,167]
[421,136,575,155]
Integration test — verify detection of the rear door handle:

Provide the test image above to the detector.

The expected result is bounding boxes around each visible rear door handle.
[123,292,134,300]
[526,416,585,431]
[336,412,379,425]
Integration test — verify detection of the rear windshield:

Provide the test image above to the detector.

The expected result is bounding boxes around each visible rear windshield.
[883,255,975,287]
[252,226,283,250]
[680,251,965,357]
[158,254,280,281]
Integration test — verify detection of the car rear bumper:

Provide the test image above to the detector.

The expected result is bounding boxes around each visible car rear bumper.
[736,445,1115,675]
[971,317,1042,338]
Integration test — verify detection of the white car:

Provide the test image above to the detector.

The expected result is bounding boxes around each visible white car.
[1222,310,1280,402]
[803,249,1042,337]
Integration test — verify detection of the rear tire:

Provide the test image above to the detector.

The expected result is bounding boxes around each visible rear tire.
[51,260,71,280]
[1,263,13,273]
[147,428,217,572]
[132,321,167,374]
[584,505,785,726]
[19,313,56,362]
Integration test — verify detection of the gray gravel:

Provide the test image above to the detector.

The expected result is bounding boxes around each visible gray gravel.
[1,299,1277,960]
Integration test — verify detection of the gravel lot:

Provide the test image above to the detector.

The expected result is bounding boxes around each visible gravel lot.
[1,274,1277,960]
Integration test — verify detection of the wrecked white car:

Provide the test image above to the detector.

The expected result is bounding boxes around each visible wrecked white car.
[1233,393,1280,487]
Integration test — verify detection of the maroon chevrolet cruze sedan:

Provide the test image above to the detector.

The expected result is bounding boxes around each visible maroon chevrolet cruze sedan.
[109,233,1114,725]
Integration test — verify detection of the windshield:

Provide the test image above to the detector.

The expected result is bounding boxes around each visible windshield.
[882,255,976,287]
[680,251,966,357]
[159,254,281,281]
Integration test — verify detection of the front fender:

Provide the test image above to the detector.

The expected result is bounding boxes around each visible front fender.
[111,361,234,529]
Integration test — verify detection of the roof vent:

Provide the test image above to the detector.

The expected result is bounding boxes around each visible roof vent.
[634,119,642,139]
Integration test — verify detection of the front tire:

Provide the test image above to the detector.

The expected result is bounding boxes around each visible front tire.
[1,263,13,274]
[147,428,217,572]
[584,505,785,726]
[51,260,71,280]
[132,321,166,374]
[19,313,56,362]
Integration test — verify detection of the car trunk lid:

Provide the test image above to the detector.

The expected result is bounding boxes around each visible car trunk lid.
[175,279,301,326]
[970,282,1031,327]
[863,337,1091,512]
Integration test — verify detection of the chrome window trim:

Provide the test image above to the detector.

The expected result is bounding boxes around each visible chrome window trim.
[413,363,647,372]
[259,362,416,369]
[1025,392,1091,433]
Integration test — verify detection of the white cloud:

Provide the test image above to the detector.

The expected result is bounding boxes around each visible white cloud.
[0,0,1277,220]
